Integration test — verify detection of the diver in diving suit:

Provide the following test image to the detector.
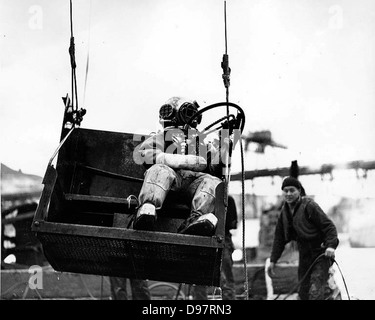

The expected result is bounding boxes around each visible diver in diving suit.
[133,96,229,236]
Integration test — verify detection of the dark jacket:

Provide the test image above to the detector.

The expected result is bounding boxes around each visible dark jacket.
[226,195,238,234]
[270,197,339,263]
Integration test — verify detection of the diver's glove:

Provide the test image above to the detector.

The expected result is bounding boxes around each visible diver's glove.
[156,153,207,171]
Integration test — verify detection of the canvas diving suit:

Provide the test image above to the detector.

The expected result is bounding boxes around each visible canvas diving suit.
[132,96,227,236]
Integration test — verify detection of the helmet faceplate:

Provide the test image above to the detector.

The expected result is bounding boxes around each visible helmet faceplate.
[159,97,201,128]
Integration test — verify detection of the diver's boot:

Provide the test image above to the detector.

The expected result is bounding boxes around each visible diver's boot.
[133,203,156,231]
[178,213,218,236]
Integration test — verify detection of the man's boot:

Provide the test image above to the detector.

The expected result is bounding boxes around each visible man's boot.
[178,212,217,236]
[133,203,156,231]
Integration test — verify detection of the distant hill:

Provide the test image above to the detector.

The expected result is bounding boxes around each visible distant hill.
[1,163,43,203]
[1,163,42,179]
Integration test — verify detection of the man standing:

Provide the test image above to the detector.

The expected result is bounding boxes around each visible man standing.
[219,194,238,300]
[267,176,339,300]
[192,194,238,300]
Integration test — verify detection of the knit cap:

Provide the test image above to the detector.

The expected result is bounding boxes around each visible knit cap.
[281,176,302,190]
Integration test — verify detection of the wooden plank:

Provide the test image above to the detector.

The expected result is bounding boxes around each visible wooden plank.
[64,193,138,214]
[64,194,191,216]
[65,193,136,205]
[32,165,57,224]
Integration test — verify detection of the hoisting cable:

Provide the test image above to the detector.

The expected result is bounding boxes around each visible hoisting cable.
[51,0,87,168]
[239,133,249,299]
[221,1,249,300]
[62,0,86,133]
[221,0,232,184]
[222,1,231,109]
[69,0,78,113]
[82,0,92,108]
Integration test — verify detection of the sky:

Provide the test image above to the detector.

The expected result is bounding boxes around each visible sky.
[1,0,375,183]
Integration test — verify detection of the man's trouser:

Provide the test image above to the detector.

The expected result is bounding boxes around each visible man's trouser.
[220,234,236,300]
[109,277,150,300]
[138,164,221,217]
[297,242,333,300]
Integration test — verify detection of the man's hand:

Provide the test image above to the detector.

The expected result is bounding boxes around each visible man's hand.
[267,262,276,278]
[325,247,335,259]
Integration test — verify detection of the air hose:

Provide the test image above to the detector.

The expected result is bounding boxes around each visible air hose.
[272,253,351,300]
